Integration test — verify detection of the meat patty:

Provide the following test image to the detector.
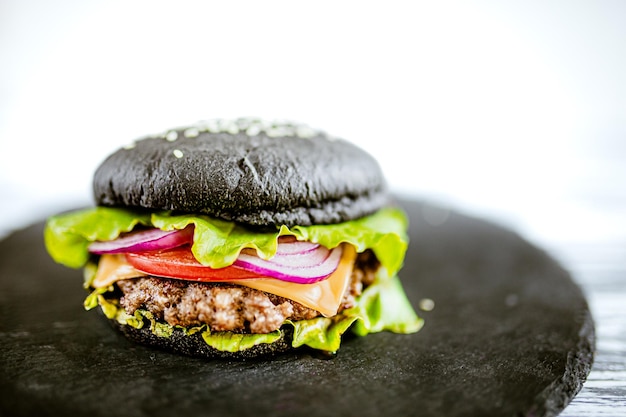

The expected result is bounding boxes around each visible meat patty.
[116,250,380,334]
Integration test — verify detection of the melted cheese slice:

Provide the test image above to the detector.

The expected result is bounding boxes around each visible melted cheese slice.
[230,244,356,317]
[92,254,147,288]
[91,244,357,317]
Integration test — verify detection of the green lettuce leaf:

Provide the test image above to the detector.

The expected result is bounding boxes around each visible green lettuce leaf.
[44,207,152,269]
[201,330,283,352]
[349,273,424,336]
[287,275,423,352]
[44,206,409,276]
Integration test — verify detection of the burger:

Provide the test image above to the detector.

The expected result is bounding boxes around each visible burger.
[44,118,422,359]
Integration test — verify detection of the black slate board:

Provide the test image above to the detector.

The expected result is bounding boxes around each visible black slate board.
[0,199,595,417]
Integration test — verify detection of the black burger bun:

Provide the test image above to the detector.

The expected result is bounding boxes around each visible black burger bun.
[93,118,388,228]
[110,318,294,360]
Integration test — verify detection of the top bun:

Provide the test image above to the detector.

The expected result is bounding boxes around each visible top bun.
[93,118,388,228]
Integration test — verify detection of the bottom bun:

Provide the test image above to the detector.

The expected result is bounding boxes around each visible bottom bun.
[108,317,295,360]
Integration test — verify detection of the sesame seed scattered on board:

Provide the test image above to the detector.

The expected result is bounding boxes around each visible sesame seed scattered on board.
[419,298,435,311]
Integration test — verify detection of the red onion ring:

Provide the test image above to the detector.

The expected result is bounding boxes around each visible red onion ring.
[89,228,342,283]
[88,226,194,254]
[275,235,320,255]
[235,244,343,283]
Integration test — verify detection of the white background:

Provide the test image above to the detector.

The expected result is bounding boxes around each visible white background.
[1,0,625,270]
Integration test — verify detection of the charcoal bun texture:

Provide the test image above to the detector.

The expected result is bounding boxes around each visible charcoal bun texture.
[93,118,388,228]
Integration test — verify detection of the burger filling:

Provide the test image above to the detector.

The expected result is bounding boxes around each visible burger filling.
[114,250,379,334]
[45,206,423,353]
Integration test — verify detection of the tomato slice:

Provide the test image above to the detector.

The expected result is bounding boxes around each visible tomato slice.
[125,246,265,281]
